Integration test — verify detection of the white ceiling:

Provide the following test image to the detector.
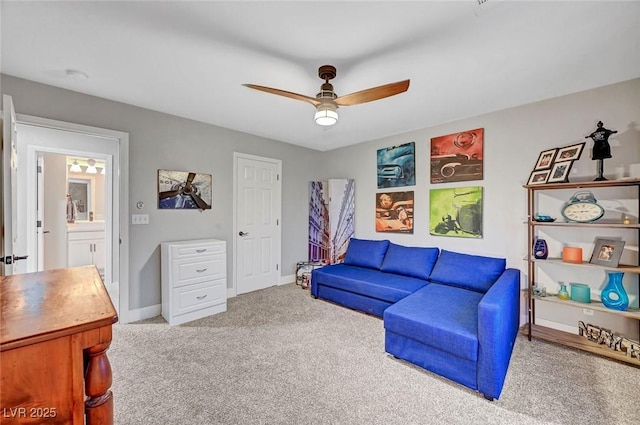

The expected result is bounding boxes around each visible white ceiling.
[2,1,639,151]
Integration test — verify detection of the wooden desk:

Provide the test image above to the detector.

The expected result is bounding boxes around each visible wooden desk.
[1,266,118,424]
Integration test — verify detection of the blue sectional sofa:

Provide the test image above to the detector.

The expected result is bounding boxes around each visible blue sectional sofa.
[311,238,520,400]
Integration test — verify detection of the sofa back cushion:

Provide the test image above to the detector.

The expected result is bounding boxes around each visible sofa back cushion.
[380,243,439,280]
[428,250,505,293]
[343,238,390,270]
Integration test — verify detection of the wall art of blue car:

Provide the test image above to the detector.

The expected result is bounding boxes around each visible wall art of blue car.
[377,142,415,188]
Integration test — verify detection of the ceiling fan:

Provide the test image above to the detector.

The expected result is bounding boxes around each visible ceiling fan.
[243,65,410,126]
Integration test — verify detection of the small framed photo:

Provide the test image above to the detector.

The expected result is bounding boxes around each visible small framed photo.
[527,169,551,185]
[556,142,585,162]
[590,238,625,267]
[547,160,573,183]
[534,148,557,170]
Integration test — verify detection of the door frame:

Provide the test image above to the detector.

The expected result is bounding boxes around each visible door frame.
[16,113,130,323]
[2,95,18,275]
[232,152,282,298]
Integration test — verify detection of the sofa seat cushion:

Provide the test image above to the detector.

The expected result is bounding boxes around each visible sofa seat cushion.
[380,243,439,280]
[383,283,483,361]
[343,238,390,270]
[429,250,505,293]
[313,264,428,303]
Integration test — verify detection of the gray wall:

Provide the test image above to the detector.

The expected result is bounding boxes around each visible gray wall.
[1,74,320,310]
[319,78,640,331]
[319,78,640,262]
[3,74,639,332]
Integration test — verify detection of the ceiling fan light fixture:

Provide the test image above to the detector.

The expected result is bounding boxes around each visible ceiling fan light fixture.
[314,104,338,126]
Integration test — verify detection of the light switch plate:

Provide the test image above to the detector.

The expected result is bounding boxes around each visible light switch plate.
[132,214,149,225]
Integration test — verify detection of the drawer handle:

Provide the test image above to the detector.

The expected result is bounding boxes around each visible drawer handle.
[196,249,207,253]
[196,295,208,300]
[196,268,207,273]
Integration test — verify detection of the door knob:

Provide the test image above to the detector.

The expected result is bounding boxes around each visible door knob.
[2,255,29,265]
[239,231,250,236]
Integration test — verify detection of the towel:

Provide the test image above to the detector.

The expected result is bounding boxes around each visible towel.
[66,199,77,223]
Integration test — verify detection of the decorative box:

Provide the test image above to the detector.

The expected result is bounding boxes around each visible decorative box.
[570,283,591,303]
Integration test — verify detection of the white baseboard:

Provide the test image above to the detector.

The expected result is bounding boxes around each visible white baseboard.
[280,273,295,285]
[226,275,295,300]
[126,304,161,323]
[227,287,237,299]
[535,318,577,334]
[519,314,527,328]
[125,276,294,323]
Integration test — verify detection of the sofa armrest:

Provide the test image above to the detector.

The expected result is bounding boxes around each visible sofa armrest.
[311,268,321,298]
[477,268,520,400]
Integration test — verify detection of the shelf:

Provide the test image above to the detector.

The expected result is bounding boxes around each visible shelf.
[525,177,640,366]
[524,178,640,191]
[528,221,640,229]
[530,257,640,273]
[533,294,640,320]
[520,324,640,367]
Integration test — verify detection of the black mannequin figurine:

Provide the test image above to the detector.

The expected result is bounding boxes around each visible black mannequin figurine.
[586,121,617,181]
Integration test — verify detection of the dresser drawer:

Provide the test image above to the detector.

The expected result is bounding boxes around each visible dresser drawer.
[171,242,224,259]
[173,280,226,316]
[172,256,225,287]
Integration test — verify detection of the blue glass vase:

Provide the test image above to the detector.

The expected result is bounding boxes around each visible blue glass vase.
[533,237,548,259]
[601,272,629,311]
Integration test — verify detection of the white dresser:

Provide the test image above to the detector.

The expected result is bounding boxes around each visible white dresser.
[161,238,227,326]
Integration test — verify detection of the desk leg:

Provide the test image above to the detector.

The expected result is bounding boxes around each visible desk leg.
[85,342,113,425]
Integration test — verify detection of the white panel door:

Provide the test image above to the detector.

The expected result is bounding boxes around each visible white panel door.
[235,154,281,295]
[2,95,27,275]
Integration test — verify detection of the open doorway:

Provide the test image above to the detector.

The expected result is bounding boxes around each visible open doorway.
[39,153,113,302]
[14,116,129,322]
[25,141,116,312]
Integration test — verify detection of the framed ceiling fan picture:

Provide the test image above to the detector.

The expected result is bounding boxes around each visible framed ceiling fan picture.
[158,170,212,210]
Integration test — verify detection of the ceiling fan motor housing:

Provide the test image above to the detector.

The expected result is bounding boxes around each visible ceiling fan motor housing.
[315,65,340,125]
[317,66,338,101]
[318,65,337,81]
[317,84,337,101]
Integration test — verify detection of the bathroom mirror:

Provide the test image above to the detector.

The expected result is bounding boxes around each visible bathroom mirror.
[68,178,91,221]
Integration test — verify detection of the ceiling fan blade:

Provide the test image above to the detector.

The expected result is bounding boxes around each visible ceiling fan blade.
[334,80,410,107]
[159,189,182,199]
[190,192,210,210]
[243,84,321,106]
[186,172,196,184]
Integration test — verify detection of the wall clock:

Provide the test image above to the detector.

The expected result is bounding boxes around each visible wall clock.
[158,170,212,210]
[561,191,604,223]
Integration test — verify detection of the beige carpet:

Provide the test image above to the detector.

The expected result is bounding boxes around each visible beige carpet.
[110,283,639,425]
